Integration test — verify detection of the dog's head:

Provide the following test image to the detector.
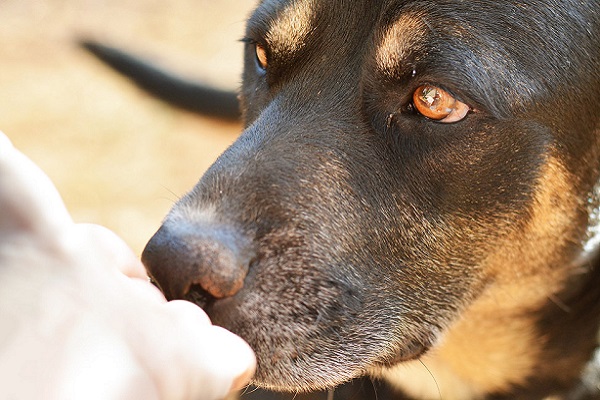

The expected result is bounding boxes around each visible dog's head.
[142,0,600,395]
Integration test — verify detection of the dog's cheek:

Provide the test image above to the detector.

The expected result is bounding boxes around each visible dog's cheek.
[484,155,584,284]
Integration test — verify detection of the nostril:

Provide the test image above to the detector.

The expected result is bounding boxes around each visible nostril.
[184,284,217,309]
[193,239,247,298]
[141,222,253,301]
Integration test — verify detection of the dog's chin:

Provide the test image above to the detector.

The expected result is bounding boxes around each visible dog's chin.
[184,285,433,392]
[248,336,431,392]
[250,359,359,392]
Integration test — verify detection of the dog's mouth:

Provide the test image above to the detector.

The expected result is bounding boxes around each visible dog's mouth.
[181,280,434,391]
[184,284,216,309]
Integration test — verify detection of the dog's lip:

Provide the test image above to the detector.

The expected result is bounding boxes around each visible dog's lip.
[375,339,429,367]
[184,285,243,329]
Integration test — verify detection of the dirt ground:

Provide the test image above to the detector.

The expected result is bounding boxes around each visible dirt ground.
[1,0,256,254]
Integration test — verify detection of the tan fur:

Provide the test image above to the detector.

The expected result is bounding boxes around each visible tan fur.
[266,0,316,57]
[376,12,428,77]
[486,155,582,285]
[378,156,584,398]
[379,290,545,399]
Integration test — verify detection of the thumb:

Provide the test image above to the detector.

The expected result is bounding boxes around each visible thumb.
[0,132,73,237]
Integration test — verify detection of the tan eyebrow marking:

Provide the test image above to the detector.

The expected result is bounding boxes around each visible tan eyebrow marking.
[376,12,428,77]
[267,0,317,56]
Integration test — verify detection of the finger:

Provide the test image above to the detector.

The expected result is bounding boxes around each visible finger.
[164,299,212,328]
[125,277,168,304]
[68,223,146,278]
[0,131,72,237]
[184,324,256,397]
[208,326,256,392]
[166,300,256,398]
[155,300,256,399]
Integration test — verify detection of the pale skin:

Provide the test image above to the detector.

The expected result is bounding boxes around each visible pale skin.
[0,131,256,400]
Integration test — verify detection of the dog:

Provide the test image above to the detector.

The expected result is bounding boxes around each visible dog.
[86,0,600,398]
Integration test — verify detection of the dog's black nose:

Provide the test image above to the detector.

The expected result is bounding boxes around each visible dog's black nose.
[141,222,252,301]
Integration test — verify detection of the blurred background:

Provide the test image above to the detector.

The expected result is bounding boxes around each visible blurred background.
[0,0,255,254]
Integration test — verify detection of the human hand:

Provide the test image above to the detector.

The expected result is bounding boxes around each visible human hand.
[0,132,255,400]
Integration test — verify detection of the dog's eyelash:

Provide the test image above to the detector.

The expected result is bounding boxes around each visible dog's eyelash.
[240,37,257,45]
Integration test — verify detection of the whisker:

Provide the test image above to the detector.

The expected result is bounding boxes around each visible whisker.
[241,385,260,395]
[160,184,180,203]
[419,359,442,400]
[326,388,335,400]
[547,293,571,313]
[368,377,380,400]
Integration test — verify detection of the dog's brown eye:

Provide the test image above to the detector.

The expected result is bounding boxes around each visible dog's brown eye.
[255,43,268,70]
[413,85,469,123]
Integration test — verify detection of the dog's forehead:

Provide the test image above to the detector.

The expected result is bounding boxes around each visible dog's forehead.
[251,0,319,55]
[250,0,597,119]
[249,0,394,41]
[248,0,523,62]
